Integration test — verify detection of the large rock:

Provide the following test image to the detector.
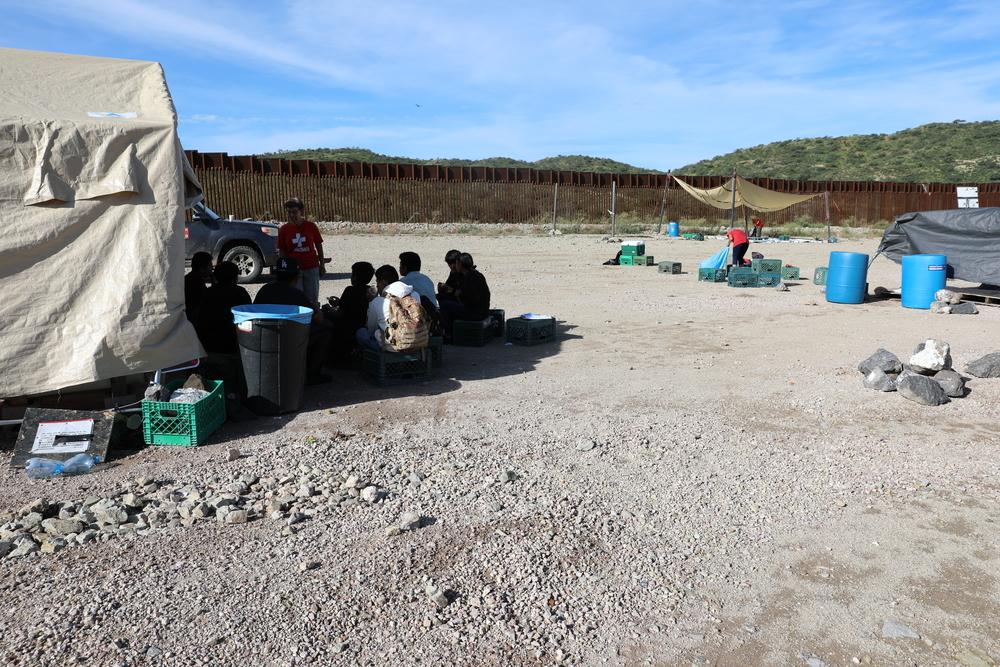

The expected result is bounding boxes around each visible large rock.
[909,340,952,374]
[95,506,128,526]
[950,301,978,315]
[863,368,896,392]
[40,518,86,537]
[898,374,950,406]
[934,370,966,398]
[935,289,962,305]
[858,348,902,376]
[966,352,1000,378]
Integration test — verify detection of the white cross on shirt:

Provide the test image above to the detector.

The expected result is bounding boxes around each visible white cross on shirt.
[291,232,306,250]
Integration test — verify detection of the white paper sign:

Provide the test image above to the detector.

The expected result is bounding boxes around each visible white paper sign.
[957,186,979,208]
[31,419,94,454]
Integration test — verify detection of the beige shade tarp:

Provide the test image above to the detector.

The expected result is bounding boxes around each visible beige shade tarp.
[0,47,204,397]
[673,175,819,213]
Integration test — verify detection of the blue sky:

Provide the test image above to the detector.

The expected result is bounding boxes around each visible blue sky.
[4,0,1000,170]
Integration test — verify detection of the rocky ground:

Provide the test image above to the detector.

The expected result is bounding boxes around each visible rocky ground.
[1,234,999,666]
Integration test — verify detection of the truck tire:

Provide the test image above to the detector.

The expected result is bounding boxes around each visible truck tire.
[221,244,264,283]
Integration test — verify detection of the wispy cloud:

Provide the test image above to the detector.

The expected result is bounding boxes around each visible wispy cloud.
[6,0,1000,169]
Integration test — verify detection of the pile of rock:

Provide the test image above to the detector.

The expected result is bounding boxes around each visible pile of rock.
[0,465,390,560]
[857,339,1000,405]
[929,289,979,315]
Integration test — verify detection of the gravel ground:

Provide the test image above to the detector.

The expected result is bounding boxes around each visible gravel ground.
[2,234,999,666]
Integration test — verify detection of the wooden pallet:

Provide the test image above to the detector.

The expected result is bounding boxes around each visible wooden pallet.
[951,288,1000,307]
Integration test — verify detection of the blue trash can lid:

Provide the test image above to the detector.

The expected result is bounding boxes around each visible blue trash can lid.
[231,304,313,325]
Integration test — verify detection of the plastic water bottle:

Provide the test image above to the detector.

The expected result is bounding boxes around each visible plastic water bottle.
[25,453,100,479]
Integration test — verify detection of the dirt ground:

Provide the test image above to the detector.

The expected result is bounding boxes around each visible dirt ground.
[2,234,998,666]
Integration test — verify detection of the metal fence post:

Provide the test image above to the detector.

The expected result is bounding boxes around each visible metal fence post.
[551,182,558,232]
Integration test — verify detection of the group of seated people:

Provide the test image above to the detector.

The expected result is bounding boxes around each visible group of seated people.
[183,248,491,390]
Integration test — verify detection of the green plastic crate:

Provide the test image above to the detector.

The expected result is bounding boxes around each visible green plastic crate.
[756,272,782,287]
[682,233,705,241]
[778,234,790,241]
[814,266,828,285]
[658,261,682,274]
[626,255,653,266]
[142,380,226,446]
[619,254,636,266]
[780,266,800,280]
[752,259,782,273]
[698,267,727,282]
[620,242,645,256]
[362,348,430,385]
[728,269,759,288]
[506,316,556,346]
[453,317,495,347]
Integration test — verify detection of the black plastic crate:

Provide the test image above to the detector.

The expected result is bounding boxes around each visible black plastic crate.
[658,261,682,274]
[453,318,495,347]
[362,348,430,385]
[506,317,556,346]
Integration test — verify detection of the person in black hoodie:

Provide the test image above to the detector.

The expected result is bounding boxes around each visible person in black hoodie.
[436,249,463,304]
[323,261,376,364]
[194,262,251,354]
[439,252,490,337]
[184,252,215,322]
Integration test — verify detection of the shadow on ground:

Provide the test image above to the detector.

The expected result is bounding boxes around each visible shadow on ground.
[213,321,580,443]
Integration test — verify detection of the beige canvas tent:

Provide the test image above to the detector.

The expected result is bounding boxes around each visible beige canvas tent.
[0,47,204,397]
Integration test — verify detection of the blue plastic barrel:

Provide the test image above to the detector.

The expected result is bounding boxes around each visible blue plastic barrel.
[667,221,680,237]
[825,251,869,304]
[901,254,947,309]
[231,304,313,325]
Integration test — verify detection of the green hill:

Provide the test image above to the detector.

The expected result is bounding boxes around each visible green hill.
[259,147,658,174]
[676,121,1000,182]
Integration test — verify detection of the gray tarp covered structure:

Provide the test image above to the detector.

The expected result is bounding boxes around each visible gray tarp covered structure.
[878,208,1000,286]
[0,47,204,397]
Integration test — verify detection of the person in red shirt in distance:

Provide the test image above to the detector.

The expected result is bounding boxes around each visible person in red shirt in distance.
[726,226,751,267]
[277,197,325,307]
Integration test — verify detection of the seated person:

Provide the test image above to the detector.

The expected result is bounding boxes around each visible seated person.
[184,251,214,322]
[193,261,252,405]
[324,261,375,364]
[399,251,438,308]
[356,265,422,352]
[194,261,252,354]
[439,252,491,337]
[436,249,463,304]
[254,257,332,385]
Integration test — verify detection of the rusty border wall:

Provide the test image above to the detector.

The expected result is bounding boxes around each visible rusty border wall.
[186,150,1000,227]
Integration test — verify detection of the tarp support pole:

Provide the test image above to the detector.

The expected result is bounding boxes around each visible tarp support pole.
[729,168,738,228]
[657,172,670,233]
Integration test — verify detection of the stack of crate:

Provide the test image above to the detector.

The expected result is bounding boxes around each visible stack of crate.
[750,258,782,287]
[619,241,653,266]
[727,266,758,287]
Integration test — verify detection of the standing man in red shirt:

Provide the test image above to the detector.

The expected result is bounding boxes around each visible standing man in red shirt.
[278,197,325,307]
[726,226,751,267]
